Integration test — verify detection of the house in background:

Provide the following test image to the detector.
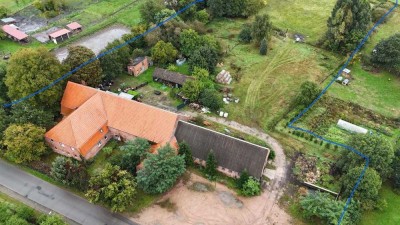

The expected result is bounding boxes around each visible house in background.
[66,22,82,33]
[174,121,270,179]
[48,28,71,44]
[127,56,150,76]
[45,82,184,160]
[153,68,192,88]
[2,25,28,43]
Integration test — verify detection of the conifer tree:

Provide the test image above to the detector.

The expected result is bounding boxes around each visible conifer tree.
[259,38,268,55]
[205,150,218,180]
[323,0,371,53]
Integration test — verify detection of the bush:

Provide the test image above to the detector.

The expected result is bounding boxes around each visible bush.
[241,177,261,196]
[195,9,210,23]
[268,150,276,161]
[236,169,250,189]
[238,26,252,43]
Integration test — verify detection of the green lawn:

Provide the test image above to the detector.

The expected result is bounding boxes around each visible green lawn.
[0,0,33,13]
[360,185,400,225]
[328,62,400,118]
[263,0,336,44]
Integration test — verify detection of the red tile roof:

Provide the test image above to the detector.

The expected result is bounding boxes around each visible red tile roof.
[66,22,82,30]
[49,29,70,38]
[2,25,28,40]
[46,82,185,157]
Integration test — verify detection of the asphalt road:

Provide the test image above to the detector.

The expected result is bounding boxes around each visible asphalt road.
[0,159,137,225]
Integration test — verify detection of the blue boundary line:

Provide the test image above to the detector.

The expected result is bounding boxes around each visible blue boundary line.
[2,0,204,108]
[288,1,398,224]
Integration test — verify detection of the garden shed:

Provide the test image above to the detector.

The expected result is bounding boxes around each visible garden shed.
[66,22,82,33]
[153,68,192,88]
[1,17,16,25]
[2,25,28,43]
[174,121,270,179]
[337,119,368,134]
[48,29,71,44]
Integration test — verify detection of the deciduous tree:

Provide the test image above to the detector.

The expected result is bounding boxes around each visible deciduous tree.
[295,81,321,107]
[339,134,394,179]
[9,102,54,128]
[5,47,63,109]
[199,88,223,112]
[371,33,400,75]
[323,0,371,53]
[63,46,102,87]
[140,0,165,24]
[137,145,186,194]
[86,164,136,212]
[151,40,178,65]
[3,123,46,164]
[238,25,253,43]
[241,177,261,196]
[99,40,131,79]
[251,14,272,45]
[188,45,219,73]
[341,166,381,210]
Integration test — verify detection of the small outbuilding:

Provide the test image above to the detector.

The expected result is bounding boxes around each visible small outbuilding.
[342,79,350,86]
[127,56,150,77]
[2,25,28,43]
[337,119,368,134]
[1,17,16,25]
[342,68,351,78]
[66,22,82,33]
[153,68,192,88]
[48,29,71,44]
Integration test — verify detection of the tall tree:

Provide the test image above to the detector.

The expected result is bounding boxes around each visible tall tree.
[300,192,361,225]
[371,33,400,75]
[137,145,186,194]
[0,62,8,102]
[251,14,272,45]
[5,47,63,109]
[51,156,89,190]
[9,102,54,128]
[139,0,165,24]
[341,166,382,210]
[122,24,148,50]
[86,164,136,212]
[3,123,47,164]
[119,138,150,159]
[63,46,102,87]
[392,149,400,189]
[151,40,178,65]
[99,40,131,79]
[323,0,371,53]
[259,38,268,55]
[38,215,68,225]
[295,81,321,107]
[339,134,394,179]
[0,107,8,138]
[188,45,219,73]
[178,141,193,167]
[199,88,223,112]
[204,150,218,180]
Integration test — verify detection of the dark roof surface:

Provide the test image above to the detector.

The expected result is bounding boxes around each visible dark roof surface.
[175,121,269,178]
[130,57,146,66]
[153,68,191,86]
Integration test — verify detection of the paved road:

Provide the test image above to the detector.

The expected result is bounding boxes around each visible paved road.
[0,159,137,225]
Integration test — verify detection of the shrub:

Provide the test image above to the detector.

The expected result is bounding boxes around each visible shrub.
[268,150,276,161]
[238,26,252,43]
[241,177,261,196]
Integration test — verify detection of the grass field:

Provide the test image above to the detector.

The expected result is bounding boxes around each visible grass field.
[263,0,336,44]
[328,62,400,118]
[0,0,33,13]
[364,6,400,54]
[360,184,400,225]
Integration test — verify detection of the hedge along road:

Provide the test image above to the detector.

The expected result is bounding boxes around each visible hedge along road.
[288,1,398,225]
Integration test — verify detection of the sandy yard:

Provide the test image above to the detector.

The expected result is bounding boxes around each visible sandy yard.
[132,174,293,225]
